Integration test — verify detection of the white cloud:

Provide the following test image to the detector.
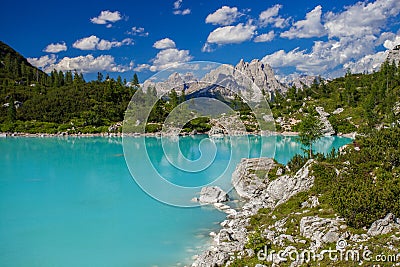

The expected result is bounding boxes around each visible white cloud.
[343,51,387,73]
[262,35,378,74]
[205,6,241,26]
[134,64,151,72]
[91,10,122,25]
[27,55,57,69]
[173,0,191,15]
[72,35,133,51]
[324,0,400,38]
[205,23,256,45]
[153,38,176,49]
[174,9,191,15]
[150,48,193,71]
[127,27,149,37]
[259,4,288,28]
[260,0,400,77]
[30,54,132,73]
[73,35,100,50]
[43,42,67,53]
[383,35,400,50]
[173,0,182,10]
[254,31,275,43]
[376,32,397,47]
[201,43,215,53]
[281,6,326,39]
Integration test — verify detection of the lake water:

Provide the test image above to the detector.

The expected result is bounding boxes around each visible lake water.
[0,135,351,267]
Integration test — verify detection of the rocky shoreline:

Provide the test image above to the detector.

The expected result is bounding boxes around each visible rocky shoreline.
[0,130,356,139]
[190,158,400,267]
[191,158,316,266]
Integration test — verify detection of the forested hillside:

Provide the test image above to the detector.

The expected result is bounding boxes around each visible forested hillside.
[271,61,400,133]
[0,41,137,133]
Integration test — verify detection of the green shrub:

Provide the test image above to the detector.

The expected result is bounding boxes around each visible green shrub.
[145,123,161,133]
[287,154,308,173]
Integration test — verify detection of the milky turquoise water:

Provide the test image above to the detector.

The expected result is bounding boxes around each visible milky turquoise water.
[0,135,351,267]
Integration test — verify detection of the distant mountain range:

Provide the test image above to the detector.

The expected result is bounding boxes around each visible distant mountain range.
[143,59,288,102]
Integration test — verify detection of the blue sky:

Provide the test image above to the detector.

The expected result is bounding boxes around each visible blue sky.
[1,0,400,82]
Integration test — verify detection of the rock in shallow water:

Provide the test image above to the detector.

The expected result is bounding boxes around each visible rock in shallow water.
[198,186,229,204]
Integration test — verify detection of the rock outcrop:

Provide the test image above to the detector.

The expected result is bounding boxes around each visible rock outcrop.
[192,159,315,267]
[192,158,400,267]
[231,158,276,199]
[387,44,400,66]
[198,186,229,204]
[316,106,335,136]
[265,159,315,208]
[367,213,400,236]
[300,216,344,250]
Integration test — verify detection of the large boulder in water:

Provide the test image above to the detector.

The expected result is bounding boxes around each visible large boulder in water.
[199,186,229,204]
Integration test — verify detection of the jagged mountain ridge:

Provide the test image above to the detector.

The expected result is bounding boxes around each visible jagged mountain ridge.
[142,59,288,102]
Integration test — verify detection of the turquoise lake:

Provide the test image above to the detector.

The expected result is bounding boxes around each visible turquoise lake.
[0,135,351,267]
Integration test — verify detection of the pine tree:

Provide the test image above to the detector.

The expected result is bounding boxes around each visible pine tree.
[132,73,139,86]
[97,72,103,82]
[298,115,323,158]
[65,71,73,85]
[7,96,17,122]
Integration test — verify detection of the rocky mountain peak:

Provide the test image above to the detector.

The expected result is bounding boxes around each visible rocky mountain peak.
[142,59,287,101]
[234,58,285,95]
[386,44,400,65]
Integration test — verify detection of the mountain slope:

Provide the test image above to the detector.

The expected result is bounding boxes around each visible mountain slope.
[0,40,47,82]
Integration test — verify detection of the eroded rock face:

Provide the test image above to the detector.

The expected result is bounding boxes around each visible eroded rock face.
[231,158,276,199]
[199,186,229,204]
[315,107,335,136]
[266,159,315,208]
[367,213,400,236]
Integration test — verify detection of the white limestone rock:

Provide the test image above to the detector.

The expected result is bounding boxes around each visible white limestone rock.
[199,186,229,204]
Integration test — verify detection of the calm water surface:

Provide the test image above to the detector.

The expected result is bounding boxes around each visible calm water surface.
[0,135,351,267]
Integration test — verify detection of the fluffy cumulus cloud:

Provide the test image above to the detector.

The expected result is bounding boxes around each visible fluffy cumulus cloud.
[133,64,151,72]
[262,35,379,74]
[383,35,400,50]
[27,55,57,69]
[324,0,400,38]
[259,4,288,28]
[205,6,241,26]
[205,23,256,45]
[344,51,388,74]
[153,38,176,49]
[281,6,326,39]
[127,26,149,37]
[90,10,122,25]
[72,35,133,51]
[150,48,192,71]
[173,0,191,15]
[261,0,400,76]
[254,31,275,43]
[43,42,67,53]
[29,54,132,73]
